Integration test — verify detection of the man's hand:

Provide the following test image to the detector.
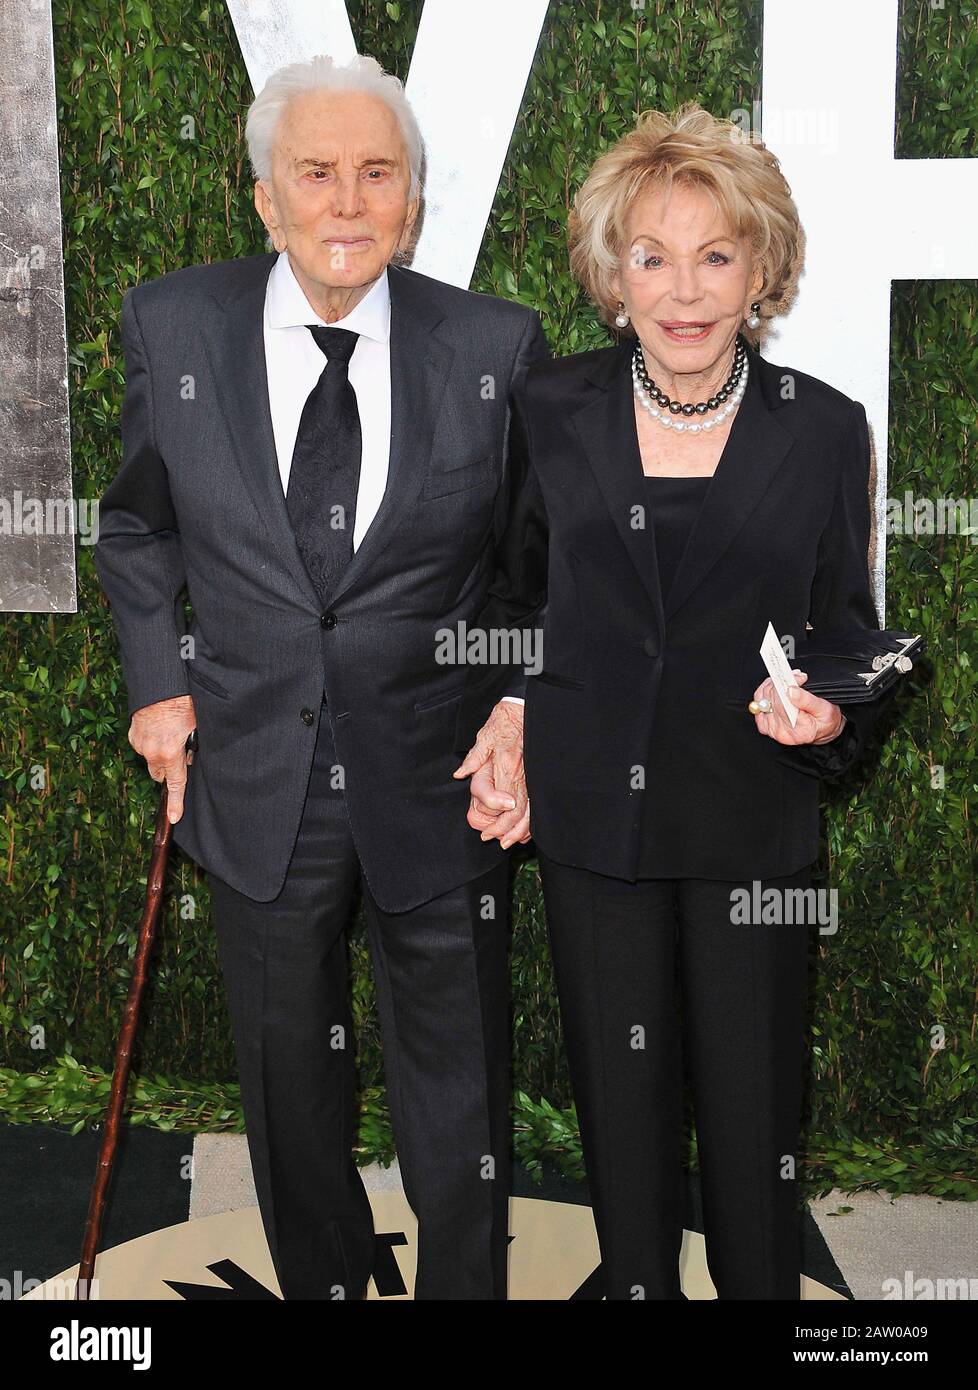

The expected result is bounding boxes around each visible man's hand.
[128,694,197,823]
[751,670,846,746]
[452,700,531,850]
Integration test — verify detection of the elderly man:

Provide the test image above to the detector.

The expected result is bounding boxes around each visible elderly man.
[94,52,547,1301]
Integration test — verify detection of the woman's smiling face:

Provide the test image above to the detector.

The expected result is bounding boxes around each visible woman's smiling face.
[612,181,763,387]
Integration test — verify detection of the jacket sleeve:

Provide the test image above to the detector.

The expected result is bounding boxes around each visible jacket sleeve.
[774,398,894,782]
[454,311,550,752]
[94,288,191,719]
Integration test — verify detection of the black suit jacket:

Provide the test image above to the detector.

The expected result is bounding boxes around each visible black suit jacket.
[460,334,895,881]
[94,252,548,910]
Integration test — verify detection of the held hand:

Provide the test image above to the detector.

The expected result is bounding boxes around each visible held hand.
[750,670,846,747]
[128,694,197,823]
[452,700,532,849]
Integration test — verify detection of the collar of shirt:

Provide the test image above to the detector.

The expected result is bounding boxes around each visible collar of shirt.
[266,248,391,343]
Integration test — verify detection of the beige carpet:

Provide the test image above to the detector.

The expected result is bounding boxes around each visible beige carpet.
[189,1134,978,1299]
[809,1189,978,1300]
[188,1133,405,1221]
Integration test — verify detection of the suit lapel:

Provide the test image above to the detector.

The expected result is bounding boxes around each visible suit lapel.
[572,342,665,634]
[202,255,454,611]
[573,336,795,641]
[662,341,794,621]
[202,252,318,605]
[327,263,454,607]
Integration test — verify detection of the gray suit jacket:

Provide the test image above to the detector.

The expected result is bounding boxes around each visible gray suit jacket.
[94,252,548,910]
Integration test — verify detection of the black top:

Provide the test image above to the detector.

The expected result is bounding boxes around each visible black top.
[644,474,712,602]
[638,475,714,878]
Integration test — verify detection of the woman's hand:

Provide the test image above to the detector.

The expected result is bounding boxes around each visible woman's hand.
[750,670,846,746]
[452,700,533,849]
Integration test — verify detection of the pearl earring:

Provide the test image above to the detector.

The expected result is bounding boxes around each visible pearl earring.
[614,300,630,328]
[747,301,761,329]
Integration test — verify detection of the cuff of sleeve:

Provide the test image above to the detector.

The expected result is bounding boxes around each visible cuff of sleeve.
[775,708,862,781]
[123,655,192,719]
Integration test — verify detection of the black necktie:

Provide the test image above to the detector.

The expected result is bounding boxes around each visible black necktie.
[286,325,362,607]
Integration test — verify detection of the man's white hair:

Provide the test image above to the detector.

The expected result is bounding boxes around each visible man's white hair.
[245,52,424,200]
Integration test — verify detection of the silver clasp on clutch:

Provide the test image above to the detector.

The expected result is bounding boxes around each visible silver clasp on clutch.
[861,637,917,684]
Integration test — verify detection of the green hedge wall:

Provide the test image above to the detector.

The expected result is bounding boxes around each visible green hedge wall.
[1,0,976,1195]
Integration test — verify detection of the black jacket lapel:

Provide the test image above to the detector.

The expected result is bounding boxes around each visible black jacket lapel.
[574,336,795,638]
[662,341,794,621]
[572,340,666,639]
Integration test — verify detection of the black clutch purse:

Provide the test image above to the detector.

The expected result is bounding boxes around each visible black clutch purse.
[787,629,926,704]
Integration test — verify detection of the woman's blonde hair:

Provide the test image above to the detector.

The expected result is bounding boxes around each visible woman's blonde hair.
[567,103,802,341]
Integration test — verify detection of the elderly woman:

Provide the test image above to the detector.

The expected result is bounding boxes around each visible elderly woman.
[464,104,890,1299]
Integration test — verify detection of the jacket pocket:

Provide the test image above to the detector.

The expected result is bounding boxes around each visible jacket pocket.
[422,455,493,499]
[414,684,467,713]
[531,670,586,691]
[186,662,231,700]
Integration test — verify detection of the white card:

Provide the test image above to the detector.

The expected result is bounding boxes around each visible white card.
[758,622,799,728]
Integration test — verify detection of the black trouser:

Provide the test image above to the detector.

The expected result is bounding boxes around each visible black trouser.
[207,694,512,1300]
[535,849,814,1300]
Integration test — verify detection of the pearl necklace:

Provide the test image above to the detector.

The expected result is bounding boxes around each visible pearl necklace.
[631,335,748,433]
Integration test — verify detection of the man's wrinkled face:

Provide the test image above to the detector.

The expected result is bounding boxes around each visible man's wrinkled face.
[255,88,419,292]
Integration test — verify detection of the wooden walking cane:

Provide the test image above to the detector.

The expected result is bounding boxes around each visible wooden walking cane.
[74,727,198,1300]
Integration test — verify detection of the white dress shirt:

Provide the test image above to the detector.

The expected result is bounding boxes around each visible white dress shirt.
[264,248,391,553]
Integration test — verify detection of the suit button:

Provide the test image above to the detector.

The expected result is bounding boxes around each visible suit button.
[320,612,337,630]
[644,636,659,657]
[300,708,315,725]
